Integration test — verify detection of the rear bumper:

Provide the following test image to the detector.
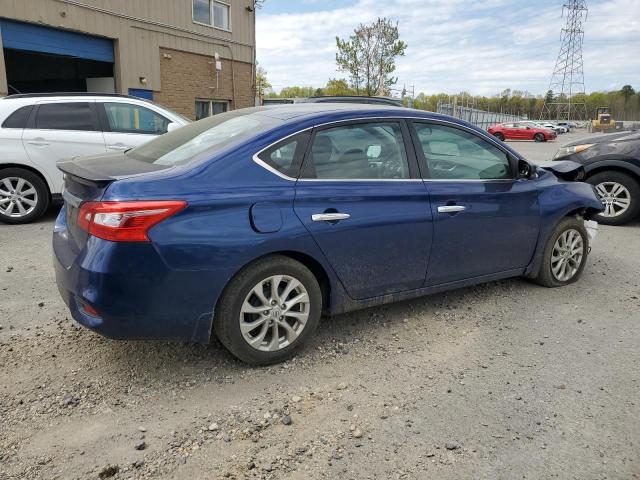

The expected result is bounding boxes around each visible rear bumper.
[53,208,232,343]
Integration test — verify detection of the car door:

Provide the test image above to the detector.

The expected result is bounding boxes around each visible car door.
[513,124,524,138]
[410,121,540,286]
[22,101,106,192]
[98,101,172,152]
[500,123,516,140]
[293,120,433,300]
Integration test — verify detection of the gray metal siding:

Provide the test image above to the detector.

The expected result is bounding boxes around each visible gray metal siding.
[0,0,255,94]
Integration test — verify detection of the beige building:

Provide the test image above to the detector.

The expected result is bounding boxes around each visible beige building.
[0,0,257,119]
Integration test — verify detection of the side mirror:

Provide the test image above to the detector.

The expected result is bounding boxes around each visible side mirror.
[518,159,535,179]
[526,126,531,129]
[167,122,181,133]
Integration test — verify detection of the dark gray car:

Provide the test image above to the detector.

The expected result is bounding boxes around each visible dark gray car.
[554,130,640,225]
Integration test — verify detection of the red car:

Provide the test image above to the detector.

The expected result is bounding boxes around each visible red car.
[488,122,557,142]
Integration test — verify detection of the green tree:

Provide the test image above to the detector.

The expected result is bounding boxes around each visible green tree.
[335,17,407,96]
[544,90,554,105]
[324,78,356,96]
[279,86,316,98]
[621,85,635,101]
[255,63,272,101]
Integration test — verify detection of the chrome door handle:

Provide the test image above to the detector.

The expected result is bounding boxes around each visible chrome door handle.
[107,144,130,151]
[437,205,466,213]
[27,139,50,146]
[312,213,351,222]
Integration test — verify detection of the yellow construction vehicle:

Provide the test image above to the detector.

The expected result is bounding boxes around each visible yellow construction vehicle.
[591,107,616,132]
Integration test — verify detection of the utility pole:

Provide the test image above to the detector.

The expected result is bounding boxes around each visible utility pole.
[541,0,589,121]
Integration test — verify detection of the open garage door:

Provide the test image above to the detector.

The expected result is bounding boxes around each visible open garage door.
[0,19,115,94]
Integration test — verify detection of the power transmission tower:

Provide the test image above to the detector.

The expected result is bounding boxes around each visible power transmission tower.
[541,1,589,121]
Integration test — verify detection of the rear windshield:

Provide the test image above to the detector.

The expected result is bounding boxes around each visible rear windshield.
[128,109,281,166]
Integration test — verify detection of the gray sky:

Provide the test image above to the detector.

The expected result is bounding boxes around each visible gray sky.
[257,0,640,96]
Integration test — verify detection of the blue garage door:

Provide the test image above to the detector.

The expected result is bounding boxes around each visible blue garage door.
[0,19,114,62]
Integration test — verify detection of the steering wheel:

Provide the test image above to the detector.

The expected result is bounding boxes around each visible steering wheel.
[430,159,458,173]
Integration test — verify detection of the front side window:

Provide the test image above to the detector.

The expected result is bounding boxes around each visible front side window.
[104,103,170,134]
[193,0,230,30]
[195,100,229,120]
[302,122,410,180]
[34,103,96,131]
[413,122,512,180]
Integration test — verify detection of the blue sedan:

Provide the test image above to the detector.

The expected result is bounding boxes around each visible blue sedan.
[54,105,603,365]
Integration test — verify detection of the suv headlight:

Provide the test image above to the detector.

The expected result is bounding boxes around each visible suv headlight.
[554,143,594,159]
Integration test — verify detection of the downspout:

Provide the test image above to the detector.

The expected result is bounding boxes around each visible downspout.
[222,44,237,110]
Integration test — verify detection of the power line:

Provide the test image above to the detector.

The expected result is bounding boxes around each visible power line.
[541,0,589,121]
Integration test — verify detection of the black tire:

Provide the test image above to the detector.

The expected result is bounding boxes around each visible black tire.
[214,255,322,365]
[532,217,589,288]
[586,171,640,226]
[534,133,545,142]
[0,168,50,225]
[493,132,505,141]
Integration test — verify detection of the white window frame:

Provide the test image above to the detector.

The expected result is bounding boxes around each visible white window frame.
[195,99,229,120]
[192,0,232,32]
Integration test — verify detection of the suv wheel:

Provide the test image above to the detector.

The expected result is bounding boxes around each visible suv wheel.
[0,168,50,224]
[214,255,322,365]
[587,171,639,226]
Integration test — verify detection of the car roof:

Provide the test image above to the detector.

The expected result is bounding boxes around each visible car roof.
[4,92,142,100]
[1,92,158,107]
[249,103,441,122]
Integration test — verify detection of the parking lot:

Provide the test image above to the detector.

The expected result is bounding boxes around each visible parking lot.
[1,131,639,479]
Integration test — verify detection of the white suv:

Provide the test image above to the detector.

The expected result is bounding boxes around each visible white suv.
[0,93,190,224]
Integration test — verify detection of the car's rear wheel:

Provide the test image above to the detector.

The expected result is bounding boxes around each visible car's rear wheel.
[534,133,545,142]
[0,168,49,225]
[493,132,505,141]
[587,171,639,225]
[214,255,322,365]
[532,217,588,288]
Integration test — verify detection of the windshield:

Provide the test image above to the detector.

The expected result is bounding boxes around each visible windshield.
[128,109,281,165]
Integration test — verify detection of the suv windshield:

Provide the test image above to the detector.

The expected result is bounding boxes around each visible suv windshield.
[128,109,281,166]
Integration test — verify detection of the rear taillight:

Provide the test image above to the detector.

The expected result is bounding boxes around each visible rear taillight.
[77,200,187,242]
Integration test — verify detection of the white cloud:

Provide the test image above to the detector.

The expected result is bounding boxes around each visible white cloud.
[257,0,640,95]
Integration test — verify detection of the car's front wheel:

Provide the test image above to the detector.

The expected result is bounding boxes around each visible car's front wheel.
[493,132,505,141]
[587,171,639,226]
[532,217,589,288]
[0,168,49,224]
[214,255,322,365]
[534,133,545,142]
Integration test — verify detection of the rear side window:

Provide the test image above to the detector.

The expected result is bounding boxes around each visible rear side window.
[34,103,96,131]
[103,102,170,134]
[2,105,33,129]
[256,132,310,178]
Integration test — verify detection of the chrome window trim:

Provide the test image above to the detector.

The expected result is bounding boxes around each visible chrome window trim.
[251,116,517,182]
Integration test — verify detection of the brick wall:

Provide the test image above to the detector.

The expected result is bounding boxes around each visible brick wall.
[155,48,254,120]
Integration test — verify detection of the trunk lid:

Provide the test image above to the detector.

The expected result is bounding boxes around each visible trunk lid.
[57,152,173,248]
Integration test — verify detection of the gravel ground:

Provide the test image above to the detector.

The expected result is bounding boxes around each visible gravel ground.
[1,131,639,480]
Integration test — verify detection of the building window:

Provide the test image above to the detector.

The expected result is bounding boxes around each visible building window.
[193,0,230,30]
[195,100,229,120]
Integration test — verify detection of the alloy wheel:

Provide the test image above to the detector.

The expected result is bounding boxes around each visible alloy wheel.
[239,275,310,352]
[0,177,38,218]
[551,229,584,282]
[595,181,631,218]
